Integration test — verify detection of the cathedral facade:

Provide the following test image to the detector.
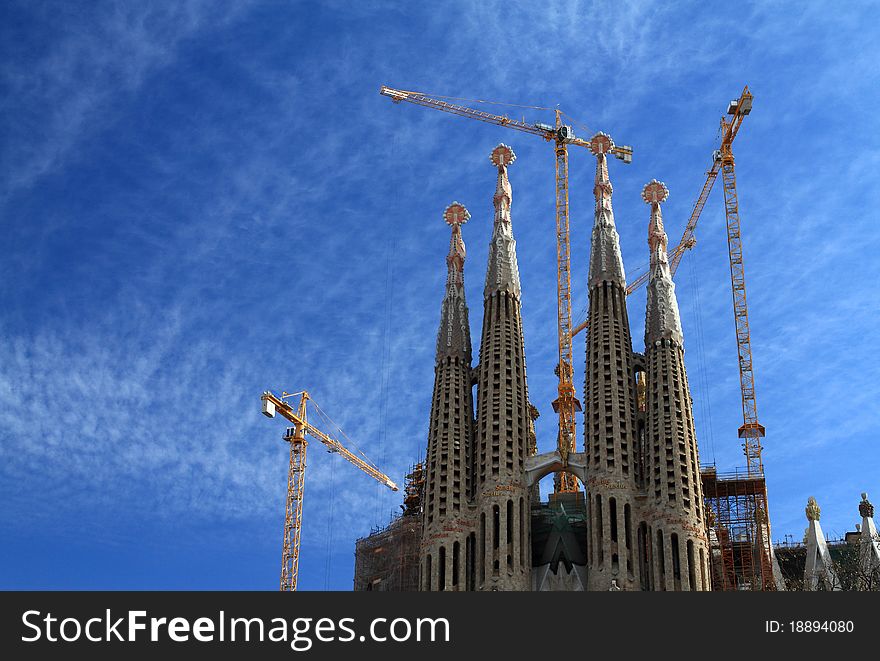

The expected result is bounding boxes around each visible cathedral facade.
[420,140,709,591]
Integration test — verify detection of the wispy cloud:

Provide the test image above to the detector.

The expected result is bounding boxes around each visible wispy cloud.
[0,1,255,200]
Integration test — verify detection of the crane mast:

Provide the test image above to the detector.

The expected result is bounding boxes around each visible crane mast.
[280,393,308,592]
[380,86,631,493]
[717,86,765,475]
[261,390,398,591]
[551,112,580,491]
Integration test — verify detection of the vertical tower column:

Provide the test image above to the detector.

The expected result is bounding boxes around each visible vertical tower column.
[474,144,532,591]
[583,132,641,591]
[421,202,476,591]
[642,180,709,591]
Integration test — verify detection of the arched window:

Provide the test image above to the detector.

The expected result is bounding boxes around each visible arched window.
[479,513,486,583]
[656,530,666,590]
[687,539,696,590]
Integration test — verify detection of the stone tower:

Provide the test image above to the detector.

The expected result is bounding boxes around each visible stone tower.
[582,133,641,591]
[402,141,716,593]
[420,202,476,591]
[473,144,532,590]
[641,180,709,590]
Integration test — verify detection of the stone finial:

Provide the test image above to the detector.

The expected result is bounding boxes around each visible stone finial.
[859,492,874,519]
[588,131,614,156]
[489,143,516,168]
[490,144,515,220]
[443,201,470,227]
[641,179,670,205]
[643,179,670,253]
[590,132,614,199]
[443,202,468,277]
[806,496,821,522]
[705,505,717,528]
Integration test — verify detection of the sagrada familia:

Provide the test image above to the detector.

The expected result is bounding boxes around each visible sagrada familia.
[415,137,707,591]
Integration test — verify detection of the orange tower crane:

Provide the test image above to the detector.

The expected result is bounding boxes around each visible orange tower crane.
[380,86,632,492]
[716,86,765,474]
[261,390,399,591]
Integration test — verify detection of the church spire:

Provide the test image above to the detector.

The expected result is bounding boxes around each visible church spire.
[588,132,626,287]
[436,202,472,361]
[583,131,641,590]
[484,144,521,299]
[473,142,532,590]
[421,201,475,591]
[640,178,708,590]
[643,179,683,346]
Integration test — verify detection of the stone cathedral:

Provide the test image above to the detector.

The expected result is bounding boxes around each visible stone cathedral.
[420,139,709,592]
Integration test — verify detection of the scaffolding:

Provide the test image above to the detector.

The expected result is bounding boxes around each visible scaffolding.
[701,465,775,590]
[353,463,424,591]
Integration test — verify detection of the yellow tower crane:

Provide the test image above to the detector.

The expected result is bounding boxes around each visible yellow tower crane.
[380,86,632,493]
[716,86,765,474]
[261,390,399,591]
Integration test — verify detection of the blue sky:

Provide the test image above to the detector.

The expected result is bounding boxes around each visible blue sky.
[1,1,877,590]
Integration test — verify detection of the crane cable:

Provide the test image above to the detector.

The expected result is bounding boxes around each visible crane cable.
[376,244,394,524]
[688,252,716,464]
[323,445,336,590]
[558,111,595,141]
[408,91,553,113]
[310,400,384,472]
[374,133,398,525]
[396,91,607,140]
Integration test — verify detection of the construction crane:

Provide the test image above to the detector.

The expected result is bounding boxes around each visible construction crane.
[261,390,399,591]
[380,86,632,492]
[716,86,765,475]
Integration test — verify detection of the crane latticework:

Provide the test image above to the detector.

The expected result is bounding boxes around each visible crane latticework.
[553,127,579,493]
[720,152,765,475]
[262,390,398,591]
[281,420,307,591]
